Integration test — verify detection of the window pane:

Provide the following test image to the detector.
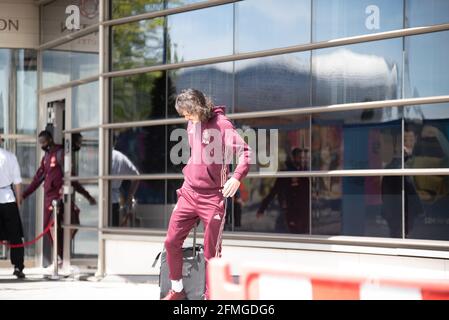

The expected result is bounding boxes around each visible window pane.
[72,183,99,227]
[41,0,99,43]
[111,71,166,123]
[71,230,98,258]
[313,0,403,42]
[168,62,233,117]
[313,38,402,106]
[312,108,402,170]
[313,176,400,237]
[16,49,37,135]
[235,52,311,113]
[236,0,311,53]
[0,49,11,134]
[234,115,311,173]
[235,177,310,234]
[16,141,36,179]
[407,175,449,241]
[406,0,449,27]
[167,0,206,9]
[111,0,164,19]
[21,184,37,258]
[167,5,233,63]
[405,31,449,98]
[73,130,99,177]
[72,81,99,128]
[43,33,99,88]
[111,18,164,70]
[111,0,205,19]
[109,179,167,229]
[404,104,449,169]
[111,126,166,175]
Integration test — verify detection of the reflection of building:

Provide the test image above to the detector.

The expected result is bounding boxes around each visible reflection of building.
[2,0,449,280]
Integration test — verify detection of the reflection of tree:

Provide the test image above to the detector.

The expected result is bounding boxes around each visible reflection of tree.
[112,0,188,123]
[112,71,165,122]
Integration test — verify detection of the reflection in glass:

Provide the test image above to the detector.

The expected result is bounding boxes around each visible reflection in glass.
[111,0,205,19]
[72,81,99,128]
[234,177,310,234]
[21,185,37,258]
[404,104,449,169]
[406,0,449,27]
[235,52,311,113]
[111,126,166,175]
[110,149,140,227]
[313,0,403,42]
[72,130,99,177]
[407,175,449,241]
[168,63,233,117]
[0,49,11,134]
[71,230,98,258]
[167,5,233,63]
[111,71,166,123]
[312,108,401,170]
[234,115,310,173]
[111,18,164,70]
[16,50,37,135]
[43,33,99,88]
[109,180,166,229]
[405,31,449,98]
[16,142,36,179]
[236,0,311,53]
[313,176,399,237]
[41,0,99,43]
[313,39,402,106]
[111,0,164,19]
[72,183,98,228]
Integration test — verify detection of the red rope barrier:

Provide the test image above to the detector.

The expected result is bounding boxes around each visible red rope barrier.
[0,219,55,249]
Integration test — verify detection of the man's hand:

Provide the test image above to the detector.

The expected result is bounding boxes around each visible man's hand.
[222,177,240,198]
[88,196,97,206]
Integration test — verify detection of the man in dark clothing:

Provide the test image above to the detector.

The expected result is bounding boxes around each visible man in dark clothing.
[257,147,310,234]
[23,131,95,264]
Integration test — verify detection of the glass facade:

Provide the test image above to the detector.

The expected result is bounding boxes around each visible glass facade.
[103,0,449,241]
[1,0,447,265]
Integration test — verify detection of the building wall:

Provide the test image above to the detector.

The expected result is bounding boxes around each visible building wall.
[0,0,39,49]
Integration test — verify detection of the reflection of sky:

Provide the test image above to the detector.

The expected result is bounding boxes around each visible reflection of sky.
[313,0,403,41]
[406,0,449,27]
[406,31,449,100]
[168,4,233,62]
[236,0,311,52]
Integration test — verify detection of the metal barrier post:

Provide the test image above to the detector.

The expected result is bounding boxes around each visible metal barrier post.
[49,200,60,280]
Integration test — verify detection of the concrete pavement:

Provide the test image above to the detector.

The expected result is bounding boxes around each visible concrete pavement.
[0,267,161,300]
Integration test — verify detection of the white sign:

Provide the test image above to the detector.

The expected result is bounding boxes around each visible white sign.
[0,1,39,49]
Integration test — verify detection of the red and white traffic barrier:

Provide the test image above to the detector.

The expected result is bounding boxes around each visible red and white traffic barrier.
[208,259,449,300]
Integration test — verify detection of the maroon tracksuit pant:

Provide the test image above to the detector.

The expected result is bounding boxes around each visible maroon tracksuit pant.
[164,186,225,288]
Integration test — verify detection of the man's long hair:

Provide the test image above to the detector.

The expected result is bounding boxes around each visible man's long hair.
[175,88,214,123]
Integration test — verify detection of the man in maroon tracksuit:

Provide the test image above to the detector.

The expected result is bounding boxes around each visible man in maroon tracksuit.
[23,131,96,264]
[162,89,251,300]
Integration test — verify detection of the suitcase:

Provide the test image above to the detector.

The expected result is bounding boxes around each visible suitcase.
[153,222,206,300]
